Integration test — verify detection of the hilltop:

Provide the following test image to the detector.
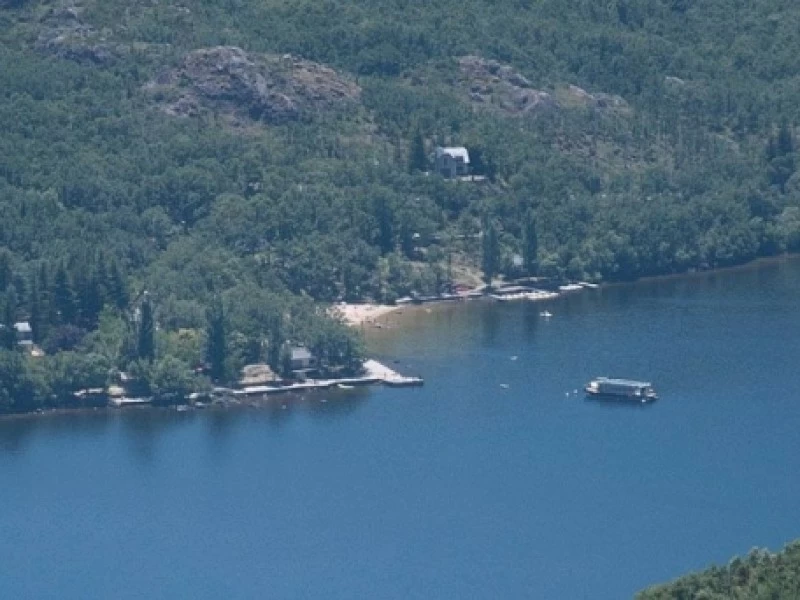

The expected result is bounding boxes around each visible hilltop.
[638,542,800,599]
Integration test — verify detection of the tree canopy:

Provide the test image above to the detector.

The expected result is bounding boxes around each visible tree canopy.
[2,0,800,409]
[638,542,800,600]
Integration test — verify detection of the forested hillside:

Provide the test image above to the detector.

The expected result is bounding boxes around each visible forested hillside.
[2,0,800,411]
[637,541,800,599]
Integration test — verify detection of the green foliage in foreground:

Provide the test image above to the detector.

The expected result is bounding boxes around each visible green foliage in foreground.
[638,541,800,600]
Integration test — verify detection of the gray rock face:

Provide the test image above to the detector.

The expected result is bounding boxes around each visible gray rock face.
[566,84,628,110]
[146,46,361,125]
[457,55,556,116]
[456,55,627,117]
[35,5,117,66]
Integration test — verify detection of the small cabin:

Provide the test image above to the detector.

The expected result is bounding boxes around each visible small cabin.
[14,321,33,347]
[435,146,470,179]
[290,346,317,372]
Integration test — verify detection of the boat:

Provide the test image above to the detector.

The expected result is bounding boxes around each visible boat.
[539,310,553,318]
[584,377,658,402]
[558,283,583,293]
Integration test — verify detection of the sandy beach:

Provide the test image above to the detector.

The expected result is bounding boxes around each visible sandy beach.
[332,303,404,327]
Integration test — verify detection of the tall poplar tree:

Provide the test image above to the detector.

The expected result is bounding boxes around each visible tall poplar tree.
[137,293,155,362]
[0,292,16,350]
[205,297,227,382]
[0,251,11,293]
[108,260,129,310]
[28,275,45,343]
[482,217,499,288]
[53,264,76,325]
[522,209,539,278]
[408,127,427,173]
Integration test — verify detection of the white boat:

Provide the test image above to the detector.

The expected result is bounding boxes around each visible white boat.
[558,283,583,293]
[540,310,553,318]
[585,377,658,402]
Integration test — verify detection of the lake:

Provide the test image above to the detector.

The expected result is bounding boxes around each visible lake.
[2,258,800,599]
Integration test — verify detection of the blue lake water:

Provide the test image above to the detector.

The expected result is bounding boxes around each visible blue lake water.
[2,258,800,599]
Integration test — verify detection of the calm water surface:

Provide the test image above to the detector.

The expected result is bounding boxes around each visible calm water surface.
[2,259,800,599]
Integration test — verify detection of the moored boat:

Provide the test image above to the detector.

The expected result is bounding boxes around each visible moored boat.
[584,377,657,402]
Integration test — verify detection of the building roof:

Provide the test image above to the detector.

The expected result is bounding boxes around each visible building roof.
[291,346,313,361]
[597,377,652,388]
[14,321,32,334]
[436,146,470,163]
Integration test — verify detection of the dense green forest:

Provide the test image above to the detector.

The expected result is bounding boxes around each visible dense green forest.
[637,541,800,599]
[2,0,800,411]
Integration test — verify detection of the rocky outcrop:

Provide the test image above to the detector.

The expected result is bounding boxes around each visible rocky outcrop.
[457,55,557,116]
[455,55,627,117]
[145,46,361,125]
[35,4,116,66]
[563,84,628,111]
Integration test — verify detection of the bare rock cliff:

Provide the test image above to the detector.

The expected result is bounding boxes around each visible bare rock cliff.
[145,46,361,125]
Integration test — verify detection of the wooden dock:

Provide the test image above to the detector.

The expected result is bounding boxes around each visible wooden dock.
[109,360,423,407]
[109,397,152,407]
[233,360,423,397]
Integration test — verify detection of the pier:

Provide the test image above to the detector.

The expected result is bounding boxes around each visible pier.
[108,360,423,408]
[232,359,422,397]
[109,397,152,407]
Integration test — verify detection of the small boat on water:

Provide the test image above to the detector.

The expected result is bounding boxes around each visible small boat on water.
[540,310,553,318]
[585,377,658,402]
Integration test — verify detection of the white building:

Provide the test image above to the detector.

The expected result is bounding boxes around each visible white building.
[435,146,470,179]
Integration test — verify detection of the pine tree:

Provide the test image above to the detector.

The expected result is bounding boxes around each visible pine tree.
[38,262,57,334]
[205,297,227,382]
[522,209,539,278]
[11,274,25,308]
[0,292,16,350]
[137,294,155,362]
[373,194,394,254]
[267,315,284,372]
[777,121,794,156]
[77,270,102,330]
[108,260,129,310]
[0,251,11,292]
[53,264,76,325]
[408,127,427,173]
[94,257,109,307]
[28,275,45,344]
[482,217,499,288]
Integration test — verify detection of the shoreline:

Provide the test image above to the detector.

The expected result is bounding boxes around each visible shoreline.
[346,252,800,333]
[331,302,405,327]
[600,252,800,289]
[0,358,423,421]
[4,253,799,422]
